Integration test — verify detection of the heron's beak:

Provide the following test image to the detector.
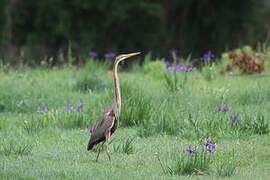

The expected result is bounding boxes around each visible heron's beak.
[124,52,141,60]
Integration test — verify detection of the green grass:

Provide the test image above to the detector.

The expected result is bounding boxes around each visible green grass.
[0,59,270,179]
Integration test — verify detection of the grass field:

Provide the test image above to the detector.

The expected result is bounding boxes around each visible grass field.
[0,58,270,179]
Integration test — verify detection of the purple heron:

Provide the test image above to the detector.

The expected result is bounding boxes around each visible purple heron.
[87,52,141,161]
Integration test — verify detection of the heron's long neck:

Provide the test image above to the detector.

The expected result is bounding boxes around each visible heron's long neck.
[112,61,121,118]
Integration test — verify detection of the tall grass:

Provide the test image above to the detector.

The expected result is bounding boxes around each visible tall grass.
[239,113,269,135]
[0,68,88,113]
[0,56,270,179]
[121,80,153,127]
[156,143,214,176]
[215,150,237,177]
[113,136,136,154]
[0,139,33,156]
[157,142,238,177]
[23,110,90,132]
[75,59,111,91]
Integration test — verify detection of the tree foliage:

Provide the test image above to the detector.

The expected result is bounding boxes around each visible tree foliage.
[0,0,269,63]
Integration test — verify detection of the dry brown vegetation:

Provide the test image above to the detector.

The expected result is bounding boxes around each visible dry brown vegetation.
[227,51,264,74]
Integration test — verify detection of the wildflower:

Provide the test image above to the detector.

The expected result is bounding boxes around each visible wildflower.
[65,103,84,112]
[203,138,216,153]
[228,115,239,123]
[104,52,116,61]
[164,59,172,68]
[76,103,84,112]
[201,50,215,63]
[217,104,229,113]
[37,106,48,114]
[166,64,193,73]
[186,65,193,72]
[166,66,174,72]
[88,51,98,58]
[175,64,186,72]
[186,145,196,155]
[64,104,75,112]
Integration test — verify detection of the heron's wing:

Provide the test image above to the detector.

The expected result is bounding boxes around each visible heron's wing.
[89,108,113,133]
[87,111,115,150]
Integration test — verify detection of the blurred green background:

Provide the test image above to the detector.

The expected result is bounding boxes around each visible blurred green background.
[0,0,270,63]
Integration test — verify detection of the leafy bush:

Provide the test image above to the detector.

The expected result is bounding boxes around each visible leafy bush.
[2,1,270,64]
[226,47,264,74]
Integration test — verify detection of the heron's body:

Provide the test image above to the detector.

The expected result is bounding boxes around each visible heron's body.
[87,109,118,150]
[87,52,140,161]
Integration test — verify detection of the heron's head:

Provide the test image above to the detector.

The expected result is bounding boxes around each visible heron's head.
[115,52,141,63]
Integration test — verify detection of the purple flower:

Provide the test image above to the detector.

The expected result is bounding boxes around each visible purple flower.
[64,104,75,112]
[76,103,84,112]
[104,52,116,61]
[228,115,239,123]
[65,103,84,112]
[217,104,229,113]
[186,145,196,156]
[37,106,48,114]
[186,65,193,72]
[166,64,193,73]
[174,64,183,72]
[203,138,216,153]
[175,64,184,72]
[201,50,215,63]
[166,66,174,72]
[164,59,172,67]
[88,51,98,58]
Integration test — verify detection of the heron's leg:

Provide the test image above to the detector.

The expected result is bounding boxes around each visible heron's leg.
[96,142,105,162]
[95,149,101,162]
[105,130,111,161]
